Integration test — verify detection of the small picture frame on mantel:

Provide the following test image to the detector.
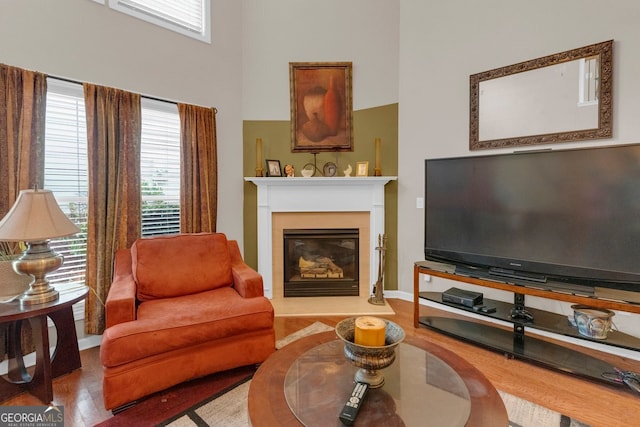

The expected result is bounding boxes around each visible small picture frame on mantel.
[266,159,282,177]
[356,161,369,177]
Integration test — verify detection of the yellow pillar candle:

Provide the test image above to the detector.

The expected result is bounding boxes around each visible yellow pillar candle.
[354,316,386,346]
[256,138,262,169]
[374,138,382,176]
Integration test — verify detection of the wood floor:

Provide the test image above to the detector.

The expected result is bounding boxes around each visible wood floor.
[2,298,639,426]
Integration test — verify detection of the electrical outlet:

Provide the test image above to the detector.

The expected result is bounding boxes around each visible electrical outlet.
[423,274,431,282]
[416,197,424,209]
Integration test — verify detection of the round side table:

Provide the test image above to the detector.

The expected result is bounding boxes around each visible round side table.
[0,287,88,403]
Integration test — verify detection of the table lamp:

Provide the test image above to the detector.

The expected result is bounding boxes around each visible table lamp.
[0,189,80,305]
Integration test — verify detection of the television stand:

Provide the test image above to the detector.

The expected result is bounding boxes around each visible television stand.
[414,261,640,394]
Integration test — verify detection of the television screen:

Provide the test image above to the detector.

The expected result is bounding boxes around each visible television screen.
[424,144,640,290]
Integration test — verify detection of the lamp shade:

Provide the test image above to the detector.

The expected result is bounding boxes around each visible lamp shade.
[0,189,80,241]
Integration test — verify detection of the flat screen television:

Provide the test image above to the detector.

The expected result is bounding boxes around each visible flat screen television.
[424,144,640,292]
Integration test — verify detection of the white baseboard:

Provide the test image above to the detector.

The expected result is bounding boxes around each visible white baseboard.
[79,334,102,351]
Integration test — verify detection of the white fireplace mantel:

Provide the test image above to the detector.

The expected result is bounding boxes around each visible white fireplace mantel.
[245,176,397,298]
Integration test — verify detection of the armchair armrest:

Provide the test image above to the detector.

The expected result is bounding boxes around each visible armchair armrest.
[105,249,137,329]
[228,240,264,298]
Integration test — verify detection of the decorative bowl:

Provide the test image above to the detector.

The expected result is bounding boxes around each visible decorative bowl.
[335,317,405,387]
[571,305,615,340]
[301,165,314,177]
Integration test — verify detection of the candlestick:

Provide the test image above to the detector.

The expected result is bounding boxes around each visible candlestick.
[374,138,382,176]
[354,316,386,346]
[255,138,263,177]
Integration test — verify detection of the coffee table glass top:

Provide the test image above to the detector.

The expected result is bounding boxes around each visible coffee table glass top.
[284,340,471,426]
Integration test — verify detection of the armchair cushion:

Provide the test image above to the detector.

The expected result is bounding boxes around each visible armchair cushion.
[132,233,233,301]
[101,287,274,367]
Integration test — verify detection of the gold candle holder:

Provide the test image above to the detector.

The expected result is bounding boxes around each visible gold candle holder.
[336,317,405,388]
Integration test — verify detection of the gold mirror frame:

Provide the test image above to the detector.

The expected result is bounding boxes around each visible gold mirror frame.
[470,40,613,150]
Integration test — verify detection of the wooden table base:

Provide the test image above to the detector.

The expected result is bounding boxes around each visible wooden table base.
[0,288,87,404]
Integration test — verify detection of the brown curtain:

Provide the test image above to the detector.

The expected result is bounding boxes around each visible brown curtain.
[84,84,141,334]
[0,64,47,354]
[0,64,46,213]
[178,104,218,233]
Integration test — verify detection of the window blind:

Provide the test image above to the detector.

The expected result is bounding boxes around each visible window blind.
[116,0,203,33]
[140,98,181,237]
[110,0,210,42]
[44,79,89,287]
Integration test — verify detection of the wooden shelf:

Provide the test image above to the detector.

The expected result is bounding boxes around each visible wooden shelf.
[414,260,640,314]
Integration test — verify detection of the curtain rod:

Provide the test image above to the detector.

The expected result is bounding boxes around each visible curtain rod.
[48,74,218,114]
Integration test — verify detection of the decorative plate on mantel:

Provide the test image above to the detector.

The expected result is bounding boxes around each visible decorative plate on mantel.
[323,162,337,177]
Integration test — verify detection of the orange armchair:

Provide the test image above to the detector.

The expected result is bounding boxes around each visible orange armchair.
[100,233,275,411]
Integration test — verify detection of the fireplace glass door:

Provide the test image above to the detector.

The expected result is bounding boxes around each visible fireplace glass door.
[283,229,359,297]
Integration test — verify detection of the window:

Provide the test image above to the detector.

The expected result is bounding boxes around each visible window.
[140,98,181,236]
[44,79,181,291]
[578,56,599,106]
[44,79,89,289]
[108,0,210,43]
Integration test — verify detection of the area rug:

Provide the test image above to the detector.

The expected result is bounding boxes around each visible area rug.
[94,365,257,427]
[499,391,589,427]
[158,322,588,427]
[158,322,335,427]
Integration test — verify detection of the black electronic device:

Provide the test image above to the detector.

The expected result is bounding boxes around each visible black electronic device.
[442,287,483,307]
[424,144,640,292]
[339,382,368,425]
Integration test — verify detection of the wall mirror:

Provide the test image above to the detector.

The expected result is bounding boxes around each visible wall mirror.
[470,40,613,150]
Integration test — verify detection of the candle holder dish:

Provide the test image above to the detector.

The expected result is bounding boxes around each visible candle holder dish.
[335,317,405,388]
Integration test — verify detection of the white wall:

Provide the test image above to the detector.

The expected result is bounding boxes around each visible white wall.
[399,1,640,342]
[0,0,244,241]
[242,0,400,119]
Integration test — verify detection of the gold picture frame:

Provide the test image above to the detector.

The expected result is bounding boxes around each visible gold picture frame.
[289,62,353,153]
[356,161,369,177]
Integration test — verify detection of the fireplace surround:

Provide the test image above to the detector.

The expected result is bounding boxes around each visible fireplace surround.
[245,176,396,304]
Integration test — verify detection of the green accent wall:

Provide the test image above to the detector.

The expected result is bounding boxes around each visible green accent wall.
[243,103,398,290]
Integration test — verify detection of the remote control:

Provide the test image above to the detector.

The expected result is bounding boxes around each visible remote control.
[339,382,369,425]
[481,306,496,313]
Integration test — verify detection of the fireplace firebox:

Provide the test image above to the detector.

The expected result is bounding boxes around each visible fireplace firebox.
[283,228,359,297]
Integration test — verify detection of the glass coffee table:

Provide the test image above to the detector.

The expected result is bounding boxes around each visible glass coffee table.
[248,331,508,426]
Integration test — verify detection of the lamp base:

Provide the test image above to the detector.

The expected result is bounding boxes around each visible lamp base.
[14,240,63,306]
[20,286,59,305]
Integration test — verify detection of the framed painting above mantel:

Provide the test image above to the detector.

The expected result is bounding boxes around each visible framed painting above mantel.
[289,62,353,153]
